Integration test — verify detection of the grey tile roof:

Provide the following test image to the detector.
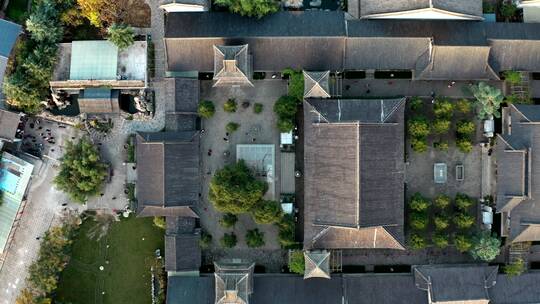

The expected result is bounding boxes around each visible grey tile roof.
[489,273,540,304]
[170,78,199,113]
[136,131,200,217]
[78,89,120,113]
[303,98,405,249]
[0,109,21,142]
[303,71,330,99]
[414,265,498,303]
[303,250,331,279]
[496,105,540,243]
[165,232,201,272]
[164,11,346,38]
[213,45,252,87]
[0,19,21,58]
[358,0,483,19]
[416,46,499,80]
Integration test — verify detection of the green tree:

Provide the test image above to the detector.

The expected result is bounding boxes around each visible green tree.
[209,160,267,214]
[409,97,423,111]
[198,100,215,118]
[433,99,454,118]
[251,200,283,224]
[457,120,476,136]
[410,212,429,230]
[409,192,430,212]
[456,138,473,153]
[226,122,240,133]
[219,213,238,228]
[455,193,474,210]
[276,214,296,248]
[454,234,473,253]
[26,1,63,43]
[411,137,428,153]
[433,119,451,134]
[288,250,305,275]
[245,228,265,248]
[254,103,263,114]
[470,82,503,120]
[503,71,521,85]
[408,117,430,138]
[220,233,237,248]
[453,213,475,229]
[432,233,449,249]
[107,23,134,50]
[504,258,526,277]
[214,0,279,18]
[409,233,427,250]
[224,98,237,113]
[500,2,518,20]
[274,95,298,132]
[434,194,451,209]
[470,232,501,262]
[282,68,304,101]
[434,214,450,230]
[456,99,471,114]
[199,230,212,249]
[22,44,59,84]
[153,217,166,229]
[54,138,108,203]
[3,69,44,113]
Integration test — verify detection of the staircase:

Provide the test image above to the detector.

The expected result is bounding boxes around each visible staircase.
[330,73,343,98]
[330,250,343,273]
[509,242,531,266]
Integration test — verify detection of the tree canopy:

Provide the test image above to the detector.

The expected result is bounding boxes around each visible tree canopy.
[470,232,501,262]
[470,82,503,120]
[54,138,108,203]
[288,250,305,275]
[209,160,267,214]
[251,200,283,224]
[107,23,134,50]
[214,0,279,18]
[274,95,298,132]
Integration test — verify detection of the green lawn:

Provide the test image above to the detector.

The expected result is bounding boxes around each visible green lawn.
[55,214,164,304]
[5,0,28,24]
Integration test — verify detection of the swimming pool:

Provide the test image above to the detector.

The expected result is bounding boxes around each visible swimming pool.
[0,168,19,194]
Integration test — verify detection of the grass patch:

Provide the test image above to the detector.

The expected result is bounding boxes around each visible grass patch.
[55,215,164,304]
[5,0,28,24]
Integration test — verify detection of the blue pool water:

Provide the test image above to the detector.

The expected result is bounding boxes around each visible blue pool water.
[0,169,18,194]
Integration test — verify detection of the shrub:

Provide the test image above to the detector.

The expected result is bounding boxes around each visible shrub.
[153,217,166,229]
[219,213,238,228]
[274,95,298,132]
[224,98,237,113]
[251,200,284,224]
[409,233,427,250]
[200,230,212,249]
[503,71,521,85]
[457,120,476,136]
[434,194,451,209]
[409,193,431,212]
[470,232,501,262]
[470,82,503,120]
[506,94,533,105]
[456,138,473,153]
[408,117,430,138]
[455,193,474,210]
[433,99,454,118]
[409,97,423,111]
[434,141,449,151]
[453,213,475,229]
[288,250,305,275]
[276,214,296,248]
[254,103,263,114]
[220,233,237,248]
[107,23,134,50]
[454,234,473,253]
[434,214,450,230]
[198,100,215,118]
[246,229,265,248]
[456,99,472,114]
[410,212,429,230]
[226,122,240,133]
[209,160,268,214]
[500,2,518,19]
[411,137,429,153]
[504,258,526,277]
[432,233,449,249]
[282,68,304,102]
[433,119,451,134]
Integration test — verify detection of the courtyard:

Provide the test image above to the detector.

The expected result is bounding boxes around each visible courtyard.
[55,213,164,304]
[198,79,289,267]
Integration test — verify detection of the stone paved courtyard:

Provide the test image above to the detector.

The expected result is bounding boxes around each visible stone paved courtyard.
[198,79,287,258]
